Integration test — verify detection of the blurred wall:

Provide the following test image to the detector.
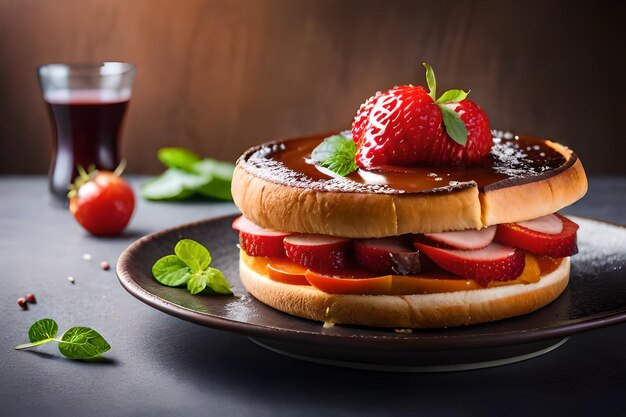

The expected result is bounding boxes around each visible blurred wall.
[0,0,624,175]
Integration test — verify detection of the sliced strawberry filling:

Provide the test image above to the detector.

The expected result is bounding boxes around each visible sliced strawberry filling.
[233,214,577,292]
[423,226,496,250]
[494,214,578,258]
[283,234,352,274]
[232,215,290,258]
[413,241,525,287]
[354,236,422,275]
[241,252,555,295]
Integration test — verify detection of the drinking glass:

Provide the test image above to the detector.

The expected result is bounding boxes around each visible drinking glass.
[37,62,136,198]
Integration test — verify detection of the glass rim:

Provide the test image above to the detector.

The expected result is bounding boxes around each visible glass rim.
[37,62,136,77]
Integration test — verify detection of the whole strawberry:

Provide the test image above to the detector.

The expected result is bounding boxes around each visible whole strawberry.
[352,64,492,168]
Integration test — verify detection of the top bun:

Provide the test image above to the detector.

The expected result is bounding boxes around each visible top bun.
[231,132,587,238]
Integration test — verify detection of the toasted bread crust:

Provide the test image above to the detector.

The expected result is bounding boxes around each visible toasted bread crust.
[239,255,570,329]
[232,165,483,237]
[231,138,587,237]
[480,142,588,225]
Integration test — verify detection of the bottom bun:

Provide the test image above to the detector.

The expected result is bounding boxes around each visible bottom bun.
[239,256,570,329]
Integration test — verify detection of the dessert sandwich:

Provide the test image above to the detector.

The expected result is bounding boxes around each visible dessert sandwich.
[231,64,587,328]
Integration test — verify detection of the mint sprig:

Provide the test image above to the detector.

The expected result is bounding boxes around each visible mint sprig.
[423,63,470,146]
[141,148,235,201]
[15,318,110,360]
[152,239,233,295]
[309,132,358,176]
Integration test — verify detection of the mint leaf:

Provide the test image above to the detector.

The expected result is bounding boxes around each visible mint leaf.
[310,132,358,177]
[311,134,348,161]
[15,318,59,350]
[191,159,235,201]
[58,327,111,359]
[29,318,58,342]
[436,89,469,104]
[142,160,235,201]
[158,148,201,171]
[423,63,436,100]
[205,267,234,295]
[192,159,235,180]
[145,148,235,202]
[319,154,359,177]
[195,178,232,201]
[152,239,233,296]
[187,272,207,295]
[175,239,211,271]
[16,319,110,359]
[141,168,210,201]
[152,255,192,286]
[439,104,469,146]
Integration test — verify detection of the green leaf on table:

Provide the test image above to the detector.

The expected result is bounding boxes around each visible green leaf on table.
[191,159,235,200]
[439,104,469,146]
[192,159,235,180]
[141,152,235,201]
[175,239,211,271]
[152,255,192,286]
[158,147,201,171]
[310,132,358,177]
[58,327,111,359]
[16,319,111,359]
[194,178,232,200]
[15,318,59,350]
[140,168,210,201]
[29,318,58,342]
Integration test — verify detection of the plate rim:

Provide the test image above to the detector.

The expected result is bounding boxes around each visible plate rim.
[116,214,626,351]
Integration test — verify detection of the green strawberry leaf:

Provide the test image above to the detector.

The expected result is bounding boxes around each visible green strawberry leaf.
[436,89,469,104]
[423,63,436,100]
[439,104,469,146]
[423,63,470,147]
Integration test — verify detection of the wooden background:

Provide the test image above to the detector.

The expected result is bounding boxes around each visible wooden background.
[0,0,624,175]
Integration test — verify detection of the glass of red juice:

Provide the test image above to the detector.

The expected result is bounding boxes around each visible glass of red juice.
[37,62,136,198]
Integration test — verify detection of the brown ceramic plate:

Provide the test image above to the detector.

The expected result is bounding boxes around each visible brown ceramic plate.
[117,215,626,371]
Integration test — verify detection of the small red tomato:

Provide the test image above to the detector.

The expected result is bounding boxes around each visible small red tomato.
[69,171,135,236]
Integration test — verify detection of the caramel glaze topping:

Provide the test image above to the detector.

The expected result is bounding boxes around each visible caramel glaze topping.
[239,131,576,195]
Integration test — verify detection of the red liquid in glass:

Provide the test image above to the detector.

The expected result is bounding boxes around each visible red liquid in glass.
[45,90,129,197]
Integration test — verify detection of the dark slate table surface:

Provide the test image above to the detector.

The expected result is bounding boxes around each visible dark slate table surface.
[1,175,625,417]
